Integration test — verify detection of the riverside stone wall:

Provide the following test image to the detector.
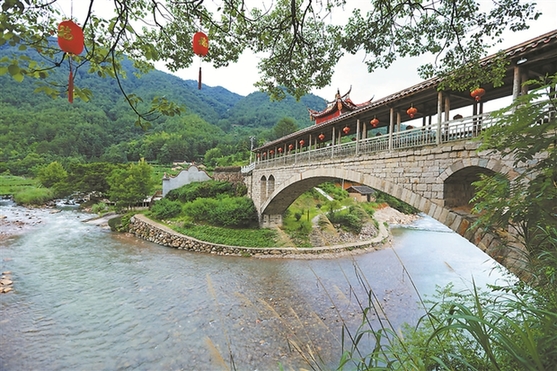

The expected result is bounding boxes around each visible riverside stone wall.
[128,214,387,257]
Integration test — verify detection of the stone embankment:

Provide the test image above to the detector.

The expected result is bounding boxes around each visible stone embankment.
[128,214,390,258]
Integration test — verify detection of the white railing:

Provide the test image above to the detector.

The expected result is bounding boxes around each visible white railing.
[241,162,256,174]
[250,112,503,170]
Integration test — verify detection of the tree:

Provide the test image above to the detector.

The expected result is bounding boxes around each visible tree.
[472,73,557,283]
[271,117,298,141]
[107,159,155,209]
[1,0,540,116]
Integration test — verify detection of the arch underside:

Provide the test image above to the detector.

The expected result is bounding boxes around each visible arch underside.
[260,162,508,229]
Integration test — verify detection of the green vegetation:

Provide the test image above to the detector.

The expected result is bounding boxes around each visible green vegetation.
[12,186,53,205]
[149,180,263,242]
[174,224,278,248]
[166,180,244,202]
[150,198,183,220]
[107,159,155,210]
[0,174,38,195]
[335,277,557,370]
[375,190,420,215]
[0,44,325,176]
[472,73,557,284]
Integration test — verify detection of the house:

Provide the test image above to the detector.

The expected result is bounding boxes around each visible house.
[346,185,376,202]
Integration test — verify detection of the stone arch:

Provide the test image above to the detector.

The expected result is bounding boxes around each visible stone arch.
[260,168,426,217]
[439,159,515,209]
[267,175,275,196]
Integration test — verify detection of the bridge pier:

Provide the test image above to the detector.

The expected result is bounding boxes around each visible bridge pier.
[260,213,283,228]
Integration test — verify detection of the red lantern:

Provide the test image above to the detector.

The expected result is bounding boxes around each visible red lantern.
[270,149,274,155]
[57,20,84,55]
[299,139,305,147]
[470,87,485,102]
[370,117,379,128]
[278,147,283,153]
[343,126,350,135]
[192,31,209,90]
[288,144,294,151]
[318,133,325,141]
[407,105,418,119]
[57,20,84,103]
[192,32,209,56]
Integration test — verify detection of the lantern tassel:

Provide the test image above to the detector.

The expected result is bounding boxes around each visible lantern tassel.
[68,58,74,103]
[198,66,202,90]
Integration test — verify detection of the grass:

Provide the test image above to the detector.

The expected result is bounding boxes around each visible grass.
[0,175,55,205]
[12,187,54,205]
[0,175,40,195]
[174,223,279,247]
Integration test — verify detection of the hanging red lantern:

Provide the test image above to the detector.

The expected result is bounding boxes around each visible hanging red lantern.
[270,149,274,155]
[57,20,84,55]
[278,147,283,153]
[192,31,209,56]
[192,31,209,90]
[57,20,84,103]
[343,126,350,135]
[407,105,418,119]
[299,139,305,147]
[370,117,379,128]
[288,144,294,151]
[318,133,325,141]
[470,87,485,102]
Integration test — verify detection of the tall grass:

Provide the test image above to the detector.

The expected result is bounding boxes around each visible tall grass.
[12,187,54,205]
[331,271,557,370]
[0,175,39,195]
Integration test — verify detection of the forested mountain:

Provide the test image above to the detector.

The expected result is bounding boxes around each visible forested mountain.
[0,43,326,174]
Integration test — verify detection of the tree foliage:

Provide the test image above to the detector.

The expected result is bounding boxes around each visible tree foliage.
[271,117,298,141]
[472,73,557,282]
[107,159,155,209]
[0,0,540,107]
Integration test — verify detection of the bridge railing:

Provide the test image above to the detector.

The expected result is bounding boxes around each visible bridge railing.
[247,112,501,171]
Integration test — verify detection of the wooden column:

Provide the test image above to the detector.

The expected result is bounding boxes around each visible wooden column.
[436,91,443,144]
[389,107,395,150]
[331,127,336,158]
[512,65,521,101]
[356,119,360,156]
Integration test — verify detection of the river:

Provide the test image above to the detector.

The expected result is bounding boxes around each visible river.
[0,201,511,370]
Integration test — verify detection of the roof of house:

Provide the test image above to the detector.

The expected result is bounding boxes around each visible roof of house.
[347,185,376,195]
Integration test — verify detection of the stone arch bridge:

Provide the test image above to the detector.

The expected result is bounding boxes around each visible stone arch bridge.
[242,126,527,274]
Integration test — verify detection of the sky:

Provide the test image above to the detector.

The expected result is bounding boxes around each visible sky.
[59,0,556,103]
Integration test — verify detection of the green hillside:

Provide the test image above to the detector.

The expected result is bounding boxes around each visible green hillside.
[0,43,326,175]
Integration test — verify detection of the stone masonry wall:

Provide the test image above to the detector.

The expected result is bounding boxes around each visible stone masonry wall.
[128,214,387,257]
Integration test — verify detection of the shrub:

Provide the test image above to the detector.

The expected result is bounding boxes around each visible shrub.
[319,182,349,200]
[166,180,237,202]
[151,198,183,220]
[375,190,419,214]
[91,202,108,215]
[174,224,278,247]
[183,196,257,228]
[13,187,54,205]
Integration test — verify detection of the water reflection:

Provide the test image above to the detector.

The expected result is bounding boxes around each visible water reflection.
[0,206,509,370]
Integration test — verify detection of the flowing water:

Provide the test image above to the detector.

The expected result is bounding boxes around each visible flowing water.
[0,201,511,370]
